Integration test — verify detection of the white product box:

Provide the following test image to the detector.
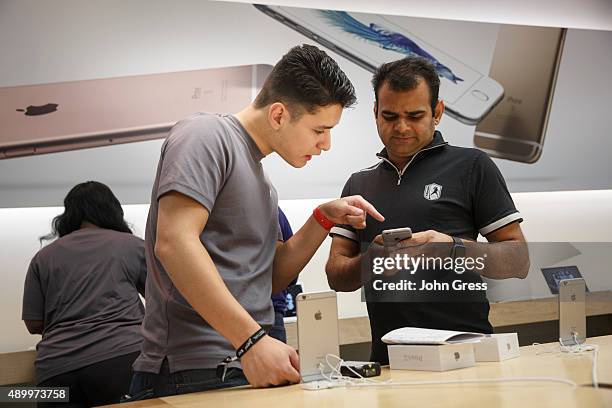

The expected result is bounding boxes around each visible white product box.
[473,333,520,362]
[387,343,475,372]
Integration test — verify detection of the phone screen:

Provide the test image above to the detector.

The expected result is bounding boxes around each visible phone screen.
[269,7,485,105]
[541,266,588,295]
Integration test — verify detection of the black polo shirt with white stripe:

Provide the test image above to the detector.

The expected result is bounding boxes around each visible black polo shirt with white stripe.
[330,131,522,364]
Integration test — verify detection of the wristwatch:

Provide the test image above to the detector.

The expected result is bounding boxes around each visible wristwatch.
[450,236,466,260]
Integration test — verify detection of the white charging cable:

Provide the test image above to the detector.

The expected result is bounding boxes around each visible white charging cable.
[559,332,599,389]
[533,332,600,388]
[309,353,578,391]
[318,354,392,386]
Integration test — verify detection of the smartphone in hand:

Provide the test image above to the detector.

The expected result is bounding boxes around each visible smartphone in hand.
[382,227,412,248]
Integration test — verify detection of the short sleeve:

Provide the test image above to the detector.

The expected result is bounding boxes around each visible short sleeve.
[22,257,45,321]
[157,116,229,213]
[470,152,523,236]
[329,177,358,242]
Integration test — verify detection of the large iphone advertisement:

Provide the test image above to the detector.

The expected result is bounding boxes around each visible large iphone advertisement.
[0,1,610,206]
[255,5,565,163]
[0,65,271,158]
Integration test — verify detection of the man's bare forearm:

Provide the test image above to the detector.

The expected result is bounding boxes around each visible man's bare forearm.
[325,251,364,292]
[273,196,385,293]
[272,215,328,293]
[156,236,260,348]
[462,239,530,279]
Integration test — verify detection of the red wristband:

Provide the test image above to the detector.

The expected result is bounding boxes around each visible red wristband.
[313,206,335,230]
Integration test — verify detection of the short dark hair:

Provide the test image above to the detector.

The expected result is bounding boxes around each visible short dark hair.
[254,44,356,116]
[40,181,132,242]
[372,57,440,114]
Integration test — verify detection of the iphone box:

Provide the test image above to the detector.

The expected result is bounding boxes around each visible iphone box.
[473,333,520,362]
[388,343,475,372]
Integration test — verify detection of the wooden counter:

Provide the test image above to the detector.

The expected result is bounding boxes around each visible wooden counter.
[114,335,612,408]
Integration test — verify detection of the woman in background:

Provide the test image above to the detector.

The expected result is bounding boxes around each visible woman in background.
[22,181,147,407]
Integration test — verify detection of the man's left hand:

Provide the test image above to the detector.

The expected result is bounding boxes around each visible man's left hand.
[391,229,454,259]
[398,230,453,246]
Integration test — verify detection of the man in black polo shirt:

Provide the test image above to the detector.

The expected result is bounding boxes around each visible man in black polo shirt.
[326,57,530,364]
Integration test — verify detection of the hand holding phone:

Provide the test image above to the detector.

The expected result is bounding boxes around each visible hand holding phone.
[382,227,412,248]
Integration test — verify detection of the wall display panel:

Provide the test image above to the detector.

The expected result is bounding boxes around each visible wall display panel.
[2,192,612,352]
[0,65,271,159]
[0,1,610,207]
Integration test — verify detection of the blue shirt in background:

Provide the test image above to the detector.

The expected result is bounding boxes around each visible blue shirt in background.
[272,207,294,313]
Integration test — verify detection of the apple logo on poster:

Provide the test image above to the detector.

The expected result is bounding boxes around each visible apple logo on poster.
[314,310,322,321]
[16,103,58,116]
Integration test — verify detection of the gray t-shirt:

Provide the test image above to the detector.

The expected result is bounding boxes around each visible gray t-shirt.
[134,113,280,374]
[22,228,147,383]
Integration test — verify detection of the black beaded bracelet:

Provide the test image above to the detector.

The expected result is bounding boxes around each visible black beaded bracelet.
[217,327,267,381]
[236,327,266,359]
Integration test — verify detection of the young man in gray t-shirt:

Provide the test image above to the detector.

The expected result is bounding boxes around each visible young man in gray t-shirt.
[128,45,384,399]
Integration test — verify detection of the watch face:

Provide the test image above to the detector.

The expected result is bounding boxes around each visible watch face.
[456,244,466,258]
[452,237,466,258]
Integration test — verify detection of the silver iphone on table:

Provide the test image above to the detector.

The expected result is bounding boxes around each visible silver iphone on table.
[255,5,504,125]
[296,291,340,382]
[559,278,586,345]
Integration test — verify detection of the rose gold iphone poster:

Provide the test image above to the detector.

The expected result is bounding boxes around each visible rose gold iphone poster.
[0,64,272,159]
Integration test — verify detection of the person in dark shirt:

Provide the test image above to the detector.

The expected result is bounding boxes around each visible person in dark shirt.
[326,57,530,364]
[22,181,147,407]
